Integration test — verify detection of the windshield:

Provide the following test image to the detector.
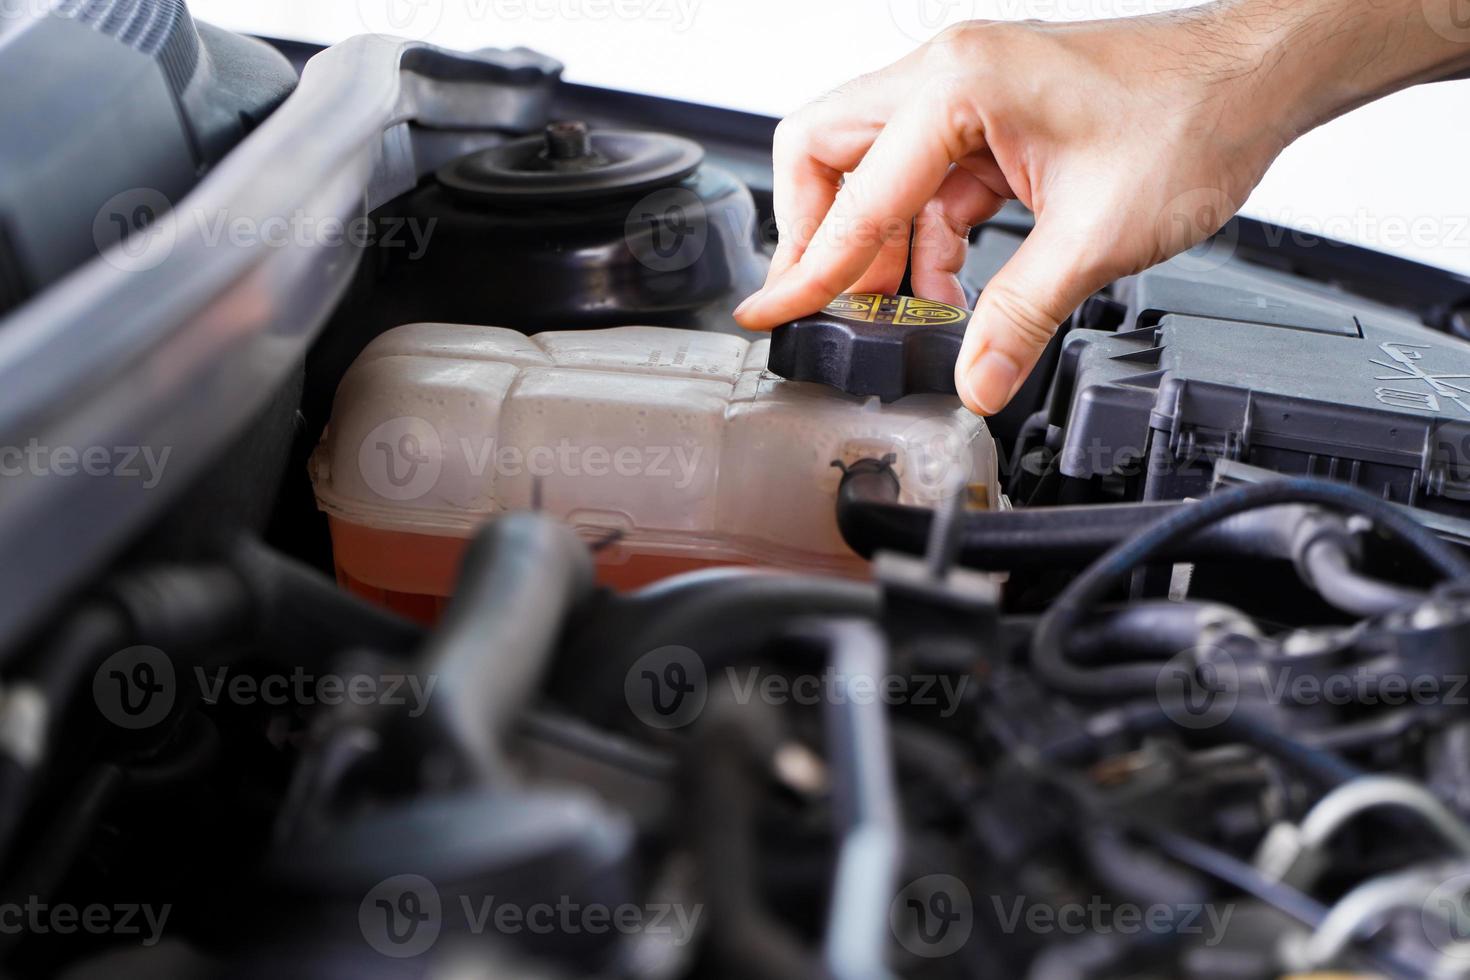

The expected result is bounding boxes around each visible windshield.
[188,0,1470,277]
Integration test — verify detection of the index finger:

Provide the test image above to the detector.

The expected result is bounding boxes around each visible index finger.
[763,81,904,284]
[736,78,984,330]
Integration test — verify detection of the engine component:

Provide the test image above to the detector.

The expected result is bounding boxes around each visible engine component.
[768,292,974,401]
[377,123,766,332]
[1046,256,1470,515]
[0,1,301,315]
[309,322,1000,614]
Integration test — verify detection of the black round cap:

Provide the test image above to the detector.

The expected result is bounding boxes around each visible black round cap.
[438,125,704,206]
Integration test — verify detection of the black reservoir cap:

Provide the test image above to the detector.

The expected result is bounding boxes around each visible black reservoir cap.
[766,293,972,401]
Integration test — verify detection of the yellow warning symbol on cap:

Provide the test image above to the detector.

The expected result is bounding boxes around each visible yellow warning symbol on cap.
[823,293,968,327]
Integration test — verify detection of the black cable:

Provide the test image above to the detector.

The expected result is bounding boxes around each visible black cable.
[1031,478,1470,696]
[1143,825,1327,928]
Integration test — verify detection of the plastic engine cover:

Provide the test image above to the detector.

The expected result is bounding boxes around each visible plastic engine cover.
[1050,292,1470,515]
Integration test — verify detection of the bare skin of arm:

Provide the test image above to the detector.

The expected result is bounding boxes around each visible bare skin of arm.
[732,0,1470,414]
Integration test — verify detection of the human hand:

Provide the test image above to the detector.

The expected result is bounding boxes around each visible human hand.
[734,2,1470,414]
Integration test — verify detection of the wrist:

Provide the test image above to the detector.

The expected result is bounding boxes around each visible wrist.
[1196,0,1470,137]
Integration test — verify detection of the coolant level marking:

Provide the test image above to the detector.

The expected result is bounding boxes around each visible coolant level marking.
[824,293,968,327]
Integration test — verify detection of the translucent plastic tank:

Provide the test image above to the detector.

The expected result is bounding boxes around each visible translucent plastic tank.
[310,323,1000,619]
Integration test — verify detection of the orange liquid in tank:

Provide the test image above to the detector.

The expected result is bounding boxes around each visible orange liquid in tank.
[328,516,769,624]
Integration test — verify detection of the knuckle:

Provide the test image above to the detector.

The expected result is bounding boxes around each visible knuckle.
[920,200,970,240]
[915,74,985,152]
[984,283,1060,351]
[929,19,994,54]
[771,114,810,161]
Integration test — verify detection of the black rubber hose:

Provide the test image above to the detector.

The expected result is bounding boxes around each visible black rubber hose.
[1031,478,1470,696]
[1300,538,1425,617]
[623,574,880,668]
[835,459,1306,569]
[686,692,817,980]
[1069,601,1250,664]
[1052,700,1364,790]
[0,546,426,875]
[556,567,880,726]
[420,513,595,780]
[1082,825,1209,911]
[0,583,224,872]
[230,538,425,658]
[789,619,901,980]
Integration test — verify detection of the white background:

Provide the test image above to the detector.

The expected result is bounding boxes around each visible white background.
[191,0,1470,276]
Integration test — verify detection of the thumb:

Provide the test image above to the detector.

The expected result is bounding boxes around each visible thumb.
[954,218,1114,416]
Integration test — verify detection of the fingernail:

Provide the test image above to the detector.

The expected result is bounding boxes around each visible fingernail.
[733,293,759,318]
[962,350,1020,415]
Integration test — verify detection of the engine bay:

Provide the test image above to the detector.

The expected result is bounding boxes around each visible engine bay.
[5,22,1470,980]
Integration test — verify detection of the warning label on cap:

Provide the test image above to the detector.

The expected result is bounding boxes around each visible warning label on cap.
[823,293,969,327]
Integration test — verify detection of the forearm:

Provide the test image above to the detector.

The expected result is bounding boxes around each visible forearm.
[1186,0,1470,138]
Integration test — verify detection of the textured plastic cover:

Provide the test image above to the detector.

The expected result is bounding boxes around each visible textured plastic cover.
[1051,258,1470,515]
